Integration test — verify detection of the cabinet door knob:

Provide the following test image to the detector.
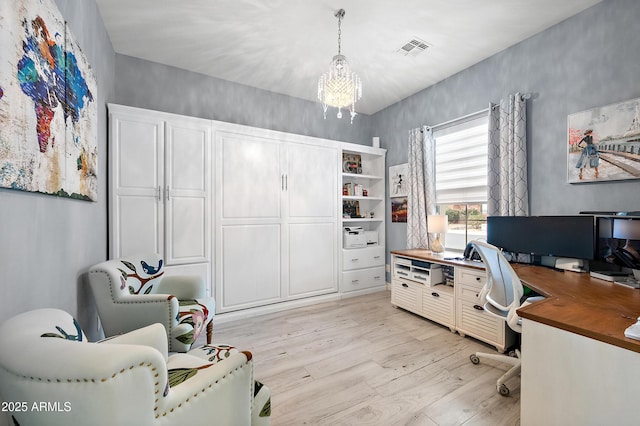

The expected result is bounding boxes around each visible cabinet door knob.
[473,304,484,311]
[431,292,440,298]
[401,283,409,288]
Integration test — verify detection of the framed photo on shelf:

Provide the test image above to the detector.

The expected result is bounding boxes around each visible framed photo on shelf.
[343,200,361,218]
[342,153,362,174]
[567,96,640,183]
[389,163,408,197]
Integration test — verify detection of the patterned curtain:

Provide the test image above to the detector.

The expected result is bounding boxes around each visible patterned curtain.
[488,94,529,216]
[407,126,437,248]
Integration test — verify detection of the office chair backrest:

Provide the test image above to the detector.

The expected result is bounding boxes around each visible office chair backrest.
[471,241,524,330]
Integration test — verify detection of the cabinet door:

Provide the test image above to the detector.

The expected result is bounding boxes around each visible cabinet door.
[286,143,338,297]
[286,143,337,219]
[288,222,337,297]
[220,224,282,309]
[109,112,164,258]
[165,119,211,265]
[219,133,282,220]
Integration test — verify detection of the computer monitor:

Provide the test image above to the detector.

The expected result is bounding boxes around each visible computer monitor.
[487,215,595,260]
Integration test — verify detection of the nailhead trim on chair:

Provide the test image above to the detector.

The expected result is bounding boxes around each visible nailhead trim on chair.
[156,360,251,419]
[0,361,164,412]
[90,269,175,347]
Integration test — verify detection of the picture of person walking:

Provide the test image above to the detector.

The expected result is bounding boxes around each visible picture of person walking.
[575,129,599,180]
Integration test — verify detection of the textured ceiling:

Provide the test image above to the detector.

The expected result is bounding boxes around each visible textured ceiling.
[96,0,601,115]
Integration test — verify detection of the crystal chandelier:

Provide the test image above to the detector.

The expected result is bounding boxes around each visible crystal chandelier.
[318,9,362,123]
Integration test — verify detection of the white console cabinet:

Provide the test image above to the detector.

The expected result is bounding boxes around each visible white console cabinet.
[391,251,516,352]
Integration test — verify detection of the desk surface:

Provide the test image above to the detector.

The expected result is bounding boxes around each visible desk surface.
[391,249,640,353]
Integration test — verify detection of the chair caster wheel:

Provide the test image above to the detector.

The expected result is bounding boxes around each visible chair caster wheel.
[498,384,510,396]
[469,354,480,365]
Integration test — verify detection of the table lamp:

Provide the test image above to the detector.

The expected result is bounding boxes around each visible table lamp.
[612,218,640,260]
[428,214,448,253]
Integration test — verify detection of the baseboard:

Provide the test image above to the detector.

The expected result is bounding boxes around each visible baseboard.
[214,286,389,324]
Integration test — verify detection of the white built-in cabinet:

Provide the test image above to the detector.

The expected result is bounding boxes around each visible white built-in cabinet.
[214,124,339,313]
[108,104,211,284]
[340,147,386,293]
[109,104,387,316]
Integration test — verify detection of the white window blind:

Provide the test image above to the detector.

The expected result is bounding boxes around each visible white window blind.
[433,115,488,205]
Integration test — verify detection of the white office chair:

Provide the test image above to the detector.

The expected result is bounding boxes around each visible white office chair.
[468,241,543,396]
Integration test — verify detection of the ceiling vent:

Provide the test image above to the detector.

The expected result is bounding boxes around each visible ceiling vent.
[397,37,430,56]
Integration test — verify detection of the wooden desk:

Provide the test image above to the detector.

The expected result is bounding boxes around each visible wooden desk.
[513,264,640,353]
[391,249,640,353]
[392,249,640,424]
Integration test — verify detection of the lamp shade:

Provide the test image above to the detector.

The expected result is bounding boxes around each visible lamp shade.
[427,215,448,234]
[613,219,640,240]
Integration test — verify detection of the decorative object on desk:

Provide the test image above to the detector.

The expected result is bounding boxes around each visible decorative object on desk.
[342,153,362,174]
[567,96,640,183]
[391,197,407,223]
[0,0,98,201]
[389,163,408,197]
[318,8,362,123]
[427,215,448,253]
[354,183,363,196]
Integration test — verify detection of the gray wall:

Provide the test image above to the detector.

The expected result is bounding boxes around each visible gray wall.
[373,0,640,257]
[1,0,638,337]
[0,0,115,339]
[114,54,373,145]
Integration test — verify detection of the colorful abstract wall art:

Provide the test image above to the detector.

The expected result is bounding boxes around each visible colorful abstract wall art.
[568,96,640,184]
[0,0,97,200]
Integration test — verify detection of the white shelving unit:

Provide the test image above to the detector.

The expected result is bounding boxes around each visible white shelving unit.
[340,144,386,295]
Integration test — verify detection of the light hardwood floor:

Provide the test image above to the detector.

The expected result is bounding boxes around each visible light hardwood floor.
[204,290,520,426]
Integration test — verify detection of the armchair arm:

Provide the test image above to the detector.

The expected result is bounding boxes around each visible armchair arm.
[95,292,180,339]
[159,352,253,425]
[154,275,206,300]
[99,323,168,362]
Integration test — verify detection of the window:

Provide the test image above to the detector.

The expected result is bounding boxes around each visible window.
[433,114,489,251]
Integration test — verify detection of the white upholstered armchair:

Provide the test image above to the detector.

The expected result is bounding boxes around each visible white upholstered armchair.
[0,309,270,426]
[88,253,215,353]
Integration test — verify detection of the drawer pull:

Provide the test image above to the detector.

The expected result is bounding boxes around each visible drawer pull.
[351,258,359,262]
[373,276,381,280]
[431,292,440,298]
[352,279,359,283]
[473,304,484,311]
[373,256,381,259]
[414,275,426,281]
[397,271,409,276]
[476,277,481,281]
[402,283,409,288]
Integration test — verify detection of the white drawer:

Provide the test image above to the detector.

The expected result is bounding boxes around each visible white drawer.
[456,300,502,343]
[391,279,422,314]
[343,247,385,271]
[342,266,385,292]
[456,267,486,291]
[422,287,454,326]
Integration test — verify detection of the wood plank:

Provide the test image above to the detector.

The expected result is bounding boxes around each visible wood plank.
[199,290,520,425]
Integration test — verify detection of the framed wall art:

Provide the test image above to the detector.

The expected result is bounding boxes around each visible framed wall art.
[389,163,408,197]
[0,0,98,200]
[568,96,640,184]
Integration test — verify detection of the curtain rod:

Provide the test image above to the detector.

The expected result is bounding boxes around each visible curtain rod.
[425,107,489,132]
[424,92,531,132]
